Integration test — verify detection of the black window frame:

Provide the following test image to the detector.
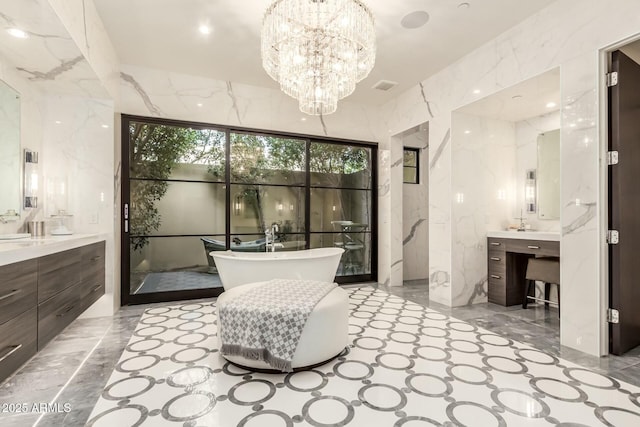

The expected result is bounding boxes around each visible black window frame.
[121,114,378,305]
[403,147,420,184]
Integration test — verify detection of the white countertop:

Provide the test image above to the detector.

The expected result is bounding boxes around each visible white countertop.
[487,230,561,241]
[0,234,107,266]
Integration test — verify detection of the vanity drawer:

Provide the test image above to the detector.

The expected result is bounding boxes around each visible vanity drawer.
[0,259,37,326]
[488,274,506,305]
[488,238,507,251]
[0,308,37,383]
[488,253,506,269]
[38,247,82,303]
[505,239,559,257]
[81,242,105,286]
[37,281,83,350]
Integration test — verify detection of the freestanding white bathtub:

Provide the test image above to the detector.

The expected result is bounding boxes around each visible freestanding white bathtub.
[211,247,344,289]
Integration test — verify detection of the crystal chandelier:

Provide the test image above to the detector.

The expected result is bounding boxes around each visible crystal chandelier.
[261,0,376,115]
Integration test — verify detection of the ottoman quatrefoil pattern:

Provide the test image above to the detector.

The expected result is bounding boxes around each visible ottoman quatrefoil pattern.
[218,279,347,372]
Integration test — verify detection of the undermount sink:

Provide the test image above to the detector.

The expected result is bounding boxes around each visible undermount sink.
[0,233,31,240]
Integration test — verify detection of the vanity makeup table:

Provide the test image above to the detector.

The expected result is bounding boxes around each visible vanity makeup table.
[486,231,560,306]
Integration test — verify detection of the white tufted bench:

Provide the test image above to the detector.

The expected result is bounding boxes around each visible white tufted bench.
[216,281,349,371]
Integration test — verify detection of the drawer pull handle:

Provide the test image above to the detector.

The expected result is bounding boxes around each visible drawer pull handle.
[0,289,21,302]
[91,285,101,293]
[56,305,75,317]
[490,257,501,261]
[0,344,23,363]
[490,242,501,246]
[527,245,540,249]
[490,274,502,279]
[90,256,101,262]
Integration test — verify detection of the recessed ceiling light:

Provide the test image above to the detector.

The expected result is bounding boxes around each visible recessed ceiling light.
[464,130,471,134]
[301,117,307,122]
[7,28,28,39]
[400,11,430,29]
[546,101,557,108]
[55,120,62,124]
[197,103,203,107]
[198,25,211,35]
[458,2,471,9]
[473,89,481,94]
[101,124,109,129]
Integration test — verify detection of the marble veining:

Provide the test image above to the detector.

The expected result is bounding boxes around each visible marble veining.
[403,218,426,246]
[418,82,434,118]
[17,55,84,81]
[562,200,597,235]
[429,128,450,170]
[120,72,163,116]
[225,81,242,125]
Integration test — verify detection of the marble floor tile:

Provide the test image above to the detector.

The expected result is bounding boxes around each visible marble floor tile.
[86,286,640,426]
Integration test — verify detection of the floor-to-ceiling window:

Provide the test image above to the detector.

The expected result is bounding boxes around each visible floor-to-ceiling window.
[122,115,376,305]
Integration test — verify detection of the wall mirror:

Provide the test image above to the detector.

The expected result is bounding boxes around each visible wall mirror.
[537,129,560,220]
[0,79,21,218]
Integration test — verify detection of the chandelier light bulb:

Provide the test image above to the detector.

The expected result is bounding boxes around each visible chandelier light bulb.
[261,0,376,115]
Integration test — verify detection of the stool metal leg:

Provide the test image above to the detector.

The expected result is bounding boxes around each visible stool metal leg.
[544,282,550,309]
[523,279,533,309]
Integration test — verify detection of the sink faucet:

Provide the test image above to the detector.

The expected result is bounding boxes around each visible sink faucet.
[517,209,526,232]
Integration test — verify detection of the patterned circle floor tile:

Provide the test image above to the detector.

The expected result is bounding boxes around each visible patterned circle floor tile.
[406,373,452,397]
[447,364,492,385]
[238,409,294,427]
[333,360,374,380]
[358,384,407,412]
[446,401,506,427]
[529,378,588,402]
[353,336,386,351]
[302,396,354,426]
[375,352,415,370]
[161,390,216,421]
[482,356,528,374]
[285,370,328,392]
[228,379,276,406]
[563,367,620,390]
[394,416,443,426]
[490,388,550,418]
[102,376,155,401]
[413,345,450,362]
[595,406,640,427]
[86,404,148,427]
[167,366,214,388]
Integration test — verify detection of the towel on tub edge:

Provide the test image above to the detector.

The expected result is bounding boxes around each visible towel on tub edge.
[218,279,337,372]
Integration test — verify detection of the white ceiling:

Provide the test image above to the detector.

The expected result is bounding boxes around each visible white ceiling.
[456,68,560,122]
[93,0,557,106]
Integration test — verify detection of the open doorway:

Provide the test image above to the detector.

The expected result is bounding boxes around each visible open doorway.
[607,39,640,355]
[401,123,429,287]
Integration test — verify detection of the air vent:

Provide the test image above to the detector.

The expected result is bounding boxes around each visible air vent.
[372,80,398,91]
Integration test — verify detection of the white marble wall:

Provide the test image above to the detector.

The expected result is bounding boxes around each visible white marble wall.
[47,0,121,102]
[515,111,561,231]
[402,128,429,282]
[451,112,517,305]
[380,0,640,355]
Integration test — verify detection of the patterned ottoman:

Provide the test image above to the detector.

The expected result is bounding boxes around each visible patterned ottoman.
[217,281,349,371]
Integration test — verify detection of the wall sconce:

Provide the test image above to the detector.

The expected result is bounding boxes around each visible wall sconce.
[233,194,243,216]
[289,203,294,211]
[525,169,537,213]
[24,149,39,208]
[276,201,284,216]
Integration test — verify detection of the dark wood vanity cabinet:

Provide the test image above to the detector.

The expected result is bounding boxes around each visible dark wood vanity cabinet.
[0,240,106,383]
[487,237,559,306]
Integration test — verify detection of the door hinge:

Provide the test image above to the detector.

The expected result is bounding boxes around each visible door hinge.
[607,230,619,244]
[607,72,618,87]
[607,308,620,324]
[607,151,619,165]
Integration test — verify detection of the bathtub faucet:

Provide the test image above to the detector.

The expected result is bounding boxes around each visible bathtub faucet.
[265,224,281,252]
